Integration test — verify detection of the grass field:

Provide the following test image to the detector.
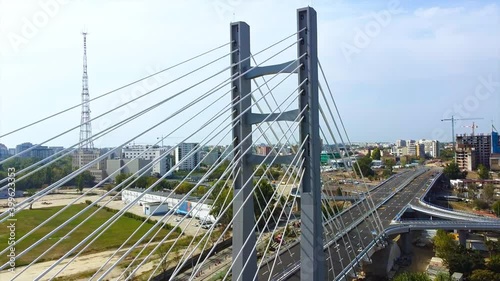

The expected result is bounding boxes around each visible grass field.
[0,203,180,267]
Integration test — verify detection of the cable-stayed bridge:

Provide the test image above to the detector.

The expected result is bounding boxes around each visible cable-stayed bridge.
[1,6,500,281]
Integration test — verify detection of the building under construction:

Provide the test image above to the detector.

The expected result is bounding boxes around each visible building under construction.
[456,129,500,171]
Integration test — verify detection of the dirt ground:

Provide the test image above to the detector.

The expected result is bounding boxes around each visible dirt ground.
[400,244,435,273]
[0,189,209,280]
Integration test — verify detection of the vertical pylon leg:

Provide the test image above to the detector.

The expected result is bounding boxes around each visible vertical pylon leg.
[297,7,325,281]
[230,21,257,281]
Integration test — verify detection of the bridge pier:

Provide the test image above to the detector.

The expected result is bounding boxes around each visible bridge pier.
[458,230,467,247]
[400,232,412,255]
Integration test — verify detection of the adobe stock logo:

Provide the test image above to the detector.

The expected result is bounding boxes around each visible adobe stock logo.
[7,0,70,53]
[432,74,500,142]
[341,0,404,63]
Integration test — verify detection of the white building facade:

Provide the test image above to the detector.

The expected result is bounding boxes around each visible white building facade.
[122,189,214,221]
[122,145,171,176]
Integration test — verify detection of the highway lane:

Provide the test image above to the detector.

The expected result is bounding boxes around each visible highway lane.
[259,168,434,280]
[288,169,436,280]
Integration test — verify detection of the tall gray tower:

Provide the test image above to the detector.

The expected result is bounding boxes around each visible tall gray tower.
[79,31,94,151]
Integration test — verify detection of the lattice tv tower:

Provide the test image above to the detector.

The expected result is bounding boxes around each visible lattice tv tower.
[79,31,94,151]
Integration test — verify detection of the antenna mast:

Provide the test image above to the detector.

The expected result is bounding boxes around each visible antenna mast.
[79,31,94,151]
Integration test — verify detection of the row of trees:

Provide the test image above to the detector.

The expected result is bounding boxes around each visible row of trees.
[0,156,95,191]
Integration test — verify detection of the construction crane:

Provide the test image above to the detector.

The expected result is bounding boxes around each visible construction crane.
[463,122,479,135]
[441,116,483,158]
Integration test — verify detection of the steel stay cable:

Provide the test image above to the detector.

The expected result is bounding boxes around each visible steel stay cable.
[103,143,241,280]
[4,42,293,215]
[1,28,303,163]
[62,143,240,281]
[318,112,375,273]
[0,42,231,139]
[0,49,236,165]
[102,59,307,280]
[0,69,236,210]
[256,155,305,281]
[111,59,307,278]
[2,40,303,215]
[159,165,241,281]
[318,123,370,264]
[94,64,306,280]
[46,120,240,280]
[237,145,306,281]
[0,83,237,267]
[151,82,305,280]
[0,83,235,253]
[187,105,305,281]
[318,92,384,237]
[32,103,241,281]
[127,78,307,281]
[9,34,304,276]
[1,40,302,214]
[318,60,385,234]
[228,131,307,281]
[7,88,237,277]
[0,34,302,189]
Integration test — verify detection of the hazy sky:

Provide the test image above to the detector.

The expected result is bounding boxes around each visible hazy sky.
[0,0,499,149]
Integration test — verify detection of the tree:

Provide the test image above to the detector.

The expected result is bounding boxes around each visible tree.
[253,180,275,226]
[443,162,467,179]
[478,164,490,180]
[207,160,230,180]
[483,184,495,202]
[75,171,95,193]
[492,201,500,217]
[115,173,132,185]
[135,176,149,189]
[470,269,497,281]
[209,182,233,227]
[473,199,490,210]
[384,158,396,171]
[444,246,485,276]
[174,181,195,194]
[354,156,374,177]
[209,179,276,229]
[371,148,381,160]
[434,272,451,281]
[433,229,457,258]
[393,272,431,281]
[440,148,455,161]
[487,254,500,273]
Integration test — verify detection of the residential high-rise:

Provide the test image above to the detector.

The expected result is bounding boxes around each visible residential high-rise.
[456,133,492,171]
[175,143,200,171]
[395,139,406,147]
[0,144,9,160]
[15,142,33,157]
[417,139,440,158]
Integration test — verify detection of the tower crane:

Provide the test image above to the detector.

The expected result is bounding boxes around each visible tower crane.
[440,116,483,158]
[463,122,479,135]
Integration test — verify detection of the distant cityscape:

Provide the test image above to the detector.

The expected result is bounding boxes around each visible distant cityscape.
[2,126,499,184]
